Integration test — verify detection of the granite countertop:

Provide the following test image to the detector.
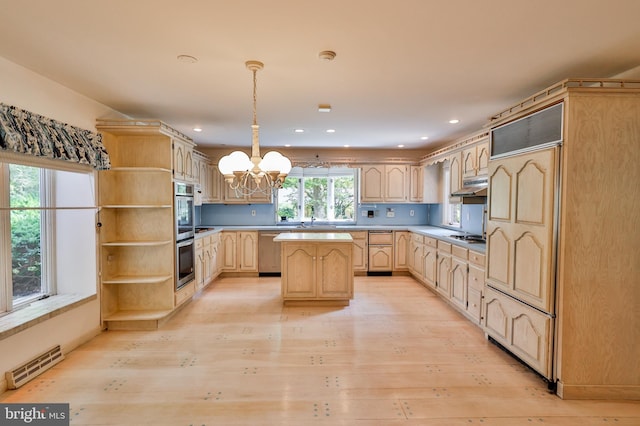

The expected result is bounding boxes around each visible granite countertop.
[195,224,486,252]
[273,232,354,242]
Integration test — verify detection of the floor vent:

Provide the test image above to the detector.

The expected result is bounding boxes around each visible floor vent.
[5,345,64,389]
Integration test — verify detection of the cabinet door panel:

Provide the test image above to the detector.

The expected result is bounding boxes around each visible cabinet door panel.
[318,245,352,298]
[385,165,408,202]
[450,258,467,309]
[282,246,316,297]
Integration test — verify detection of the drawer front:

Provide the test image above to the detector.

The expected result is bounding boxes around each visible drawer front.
[467,287,482,323]
[424,237,437,248]
[195,238,204,249]
[483,287,553,379]
[437,240,451,253]
[350,231,368,240]
[412,233,424,244]
[468,264,484,291]
[452,245,468,260]
[469,250,485,267]
[369,232,393,245]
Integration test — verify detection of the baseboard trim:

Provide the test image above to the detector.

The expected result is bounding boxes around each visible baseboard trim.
[557,381,640,400]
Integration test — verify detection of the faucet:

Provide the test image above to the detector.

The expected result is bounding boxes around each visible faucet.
[310,206,315,226]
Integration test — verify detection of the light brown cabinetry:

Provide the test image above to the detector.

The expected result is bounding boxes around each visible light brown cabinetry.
[409,165,423,202]
[221,231,258,273]
[487,147,557,313]
[195,232,222,291]
[485,81,640,399]
[96,120,193,330]
[173,137,195,182]
[462,141,490,179]
[278,234,354,304]
[450,245,468,311]
[360,164,410,203]
[436,241,452,297]
[393,231,410,271]
[448,152,462,203]
[408,233,423,279]
[350,231,368,272]
[368,231,393,272]
[223,179,272,204]
[422,237,437,289]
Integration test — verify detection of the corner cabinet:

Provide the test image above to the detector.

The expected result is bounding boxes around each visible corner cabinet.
[96,120,196,330]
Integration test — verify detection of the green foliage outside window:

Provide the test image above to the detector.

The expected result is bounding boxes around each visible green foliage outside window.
[9,165,42,298]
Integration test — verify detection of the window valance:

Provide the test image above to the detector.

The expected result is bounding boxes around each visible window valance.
[0,103,110,170]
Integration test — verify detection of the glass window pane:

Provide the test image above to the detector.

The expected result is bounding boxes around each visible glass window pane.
[9,164,43,301]
[304,177,327,220]
[277,177,300,221]
[332,176,355,220]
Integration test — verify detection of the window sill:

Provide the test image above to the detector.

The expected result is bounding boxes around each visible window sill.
[0,294,96,341]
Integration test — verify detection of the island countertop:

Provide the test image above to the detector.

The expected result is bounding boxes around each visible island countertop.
[274,232,354,243]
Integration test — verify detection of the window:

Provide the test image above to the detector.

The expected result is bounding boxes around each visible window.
[277,168,356,223]
[442,163,461,228]
[0,159,97,315]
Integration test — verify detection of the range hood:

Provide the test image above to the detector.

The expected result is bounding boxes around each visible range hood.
[451,177,488,197]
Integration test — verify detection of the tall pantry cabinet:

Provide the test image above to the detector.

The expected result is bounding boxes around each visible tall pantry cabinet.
[96,120,196,330]
[485,79,640,400]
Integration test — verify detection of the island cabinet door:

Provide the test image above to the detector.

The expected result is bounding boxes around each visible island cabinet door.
[317,244,353,299]
[281,244,317,298]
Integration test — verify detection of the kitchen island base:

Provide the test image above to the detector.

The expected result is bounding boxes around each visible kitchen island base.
[274,233,354,305]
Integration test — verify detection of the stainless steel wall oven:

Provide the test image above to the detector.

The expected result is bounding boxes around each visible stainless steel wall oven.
[174,182,195,289]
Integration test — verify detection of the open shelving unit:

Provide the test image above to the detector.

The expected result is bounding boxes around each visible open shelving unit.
[96,120,195,330]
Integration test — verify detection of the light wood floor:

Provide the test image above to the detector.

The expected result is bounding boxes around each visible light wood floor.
[2,276,639,425]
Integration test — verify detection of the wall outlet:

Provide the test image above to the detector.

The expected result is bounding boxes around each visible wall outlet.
[410,209,415,217]
[386,211,395,218]
[251,209,256,216]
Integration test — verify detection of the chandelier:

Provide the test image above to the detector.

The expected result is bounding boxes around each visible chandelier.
[218,60,291,196]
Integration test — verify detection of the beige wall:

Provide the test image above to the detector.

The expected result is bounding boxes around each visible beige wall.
[0,56,125,392]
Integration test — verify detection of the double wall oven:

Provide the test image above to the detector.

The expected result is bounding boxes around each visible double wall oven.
[175,182,195,290]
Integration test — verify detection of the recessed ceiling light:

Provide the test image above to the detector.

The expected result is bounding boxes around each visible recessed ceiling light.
[398,144,405,148]
[318,104,331,112]
[318,50,337,61]
[326,129,336,133]
[193,127,202,132]
[177,54,198,63]
[284,144,291,147]
[344,144,350,148]
[449,119,460,124]
[294,129,305,133]
[421,136,429,140]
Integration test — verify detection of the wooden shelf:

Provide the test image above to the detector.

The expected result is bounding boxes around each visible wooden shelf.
[107,167,172,173]
[102,274,173,285]
[103,309,174,322]
[101,240,173,247]
[101,204,172,209]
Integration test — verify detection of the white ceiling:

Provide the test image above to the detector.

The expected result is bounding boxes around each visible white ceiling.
[1,0,639,151]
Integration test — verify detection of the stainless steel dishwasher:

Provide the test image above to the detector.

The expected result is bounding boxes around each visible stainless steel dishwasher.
[258,232,281,275]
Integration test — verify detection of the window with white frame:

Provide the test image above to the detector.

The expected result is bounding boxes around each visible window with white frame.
[276,167,356,223]
[0,158,97,314]
[442,162,461,228]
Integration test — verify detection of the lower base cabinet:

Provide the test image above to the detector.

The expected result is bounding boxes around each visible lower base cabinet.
[280,241,353,303]
[483,286,554,379]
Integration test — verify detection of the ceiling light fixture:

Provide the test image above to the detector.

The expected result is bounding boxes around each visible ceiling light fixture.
[294,129,305,133]
[449,119,460,124]
[398,144,405,148]
[318,104,332,112]
[421,136,429,140]
[177,54,198,63]
[326,129,336,133]
[318,50,336,61]
[193,127,202,132]
[218,61,291,196]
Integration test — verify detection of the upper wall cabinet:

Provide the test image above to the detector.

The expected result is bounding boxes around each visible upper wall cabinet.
[173,137,196,182]
[360,164,410,203]
[448,152,462,203]
[462,141,490,179]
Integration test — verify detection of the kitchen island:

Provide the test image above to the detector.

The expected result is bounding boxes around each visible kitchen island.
[274,232,354,305]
